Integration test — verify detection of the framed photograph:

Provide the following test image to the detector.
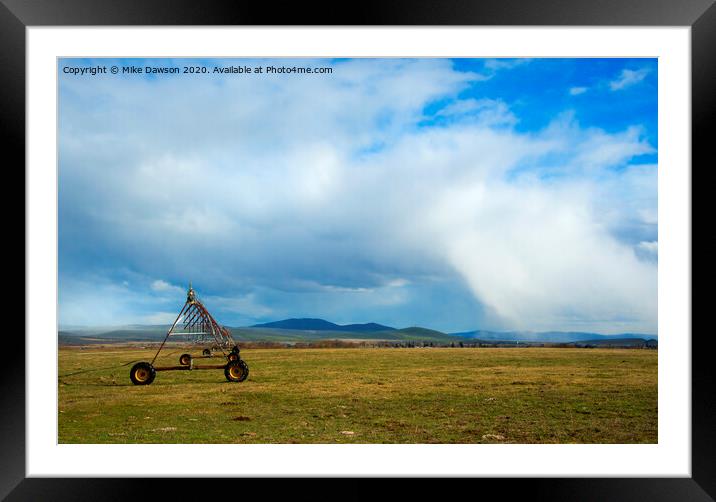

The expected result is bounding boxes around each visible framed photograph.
[8,0,711,498]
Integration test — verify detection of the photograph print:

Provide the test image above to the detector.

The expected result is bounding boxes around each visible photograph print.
[58,57,658,444]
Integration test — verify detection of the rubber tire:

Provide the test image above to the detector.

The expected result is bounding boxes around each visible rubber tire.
[236,359,249,382]
[225,359,249,382]
[179,353,192,366]
[202,349,211,356]
[227,352,240,362]
[130,362,156,385]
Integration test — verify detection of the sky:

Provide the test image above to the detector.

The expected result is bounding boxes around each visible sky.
[58,58,658,334]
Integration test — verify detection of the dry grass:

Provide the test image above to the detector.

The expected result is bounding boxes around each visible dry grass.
[58,346,657,444]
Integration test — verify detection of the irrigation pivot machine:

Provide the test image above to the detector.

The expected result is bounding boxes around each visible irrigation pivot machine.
[130,284,249,385]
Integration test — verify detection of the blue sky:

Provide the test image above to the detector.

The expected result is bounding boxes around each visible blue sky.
[58,58,657,333]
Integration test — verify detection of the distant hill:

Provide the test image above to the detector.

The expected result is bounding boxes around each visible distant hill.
[571,338,658,348]
[58,331,164,345]
[451,330,657,344]
[393,327,454,342]
[59,326,169,341]
[251,318,396,333]
[59,322,456,345]
[58,319,657,346]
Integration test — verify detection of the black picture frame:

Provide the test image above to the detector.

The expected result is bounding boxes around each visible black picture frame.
[5,0,711,499]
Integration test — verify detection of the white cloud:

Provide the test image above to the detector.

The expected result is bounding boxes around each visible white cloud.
[569,86,588,95]
[59,58,657,333]
[572,126,655,170]
[435,98,517,126]
[633,241,658,263]
[150,279,184,294]
[639,208,658,225]
[483,58,531,71]
[423,181,656,332]
[637,240,658,256]
[609,68,650,91]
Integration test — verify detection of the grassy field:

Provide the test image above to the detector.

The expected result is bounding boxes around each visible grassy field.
[58,346,657,444]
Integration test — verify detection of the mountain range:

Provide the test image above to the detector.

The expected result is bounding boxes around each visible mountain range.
[251,318,395,332]
[59,317,657,345]
[451,330,657,343]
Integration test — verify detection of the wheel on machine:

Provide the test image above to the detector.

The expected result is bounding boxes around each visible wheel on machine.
[227,352,240,362]
[179,353,192,366]
[236,360,249,382]
[225,359,249,382]
[202,348,211,356]
[130,362,156,385]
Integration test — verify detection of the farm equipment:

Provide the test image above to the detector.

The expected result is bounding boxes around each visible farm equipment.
[129,283,249,385]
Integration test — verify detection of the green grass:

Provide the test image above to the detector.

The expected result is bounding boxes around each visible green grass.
[58,346,657,444]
